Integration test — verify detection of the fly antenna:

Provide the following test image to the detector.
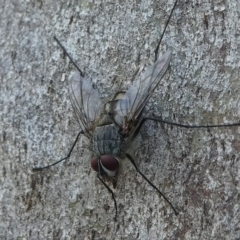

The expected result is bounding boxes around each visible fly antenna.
[53,36,84,77]
[155,0,178,61]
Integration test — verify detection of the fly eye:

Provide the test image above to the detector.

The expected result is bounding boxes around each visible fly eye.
[91,157,99,172]
[91,155,120,177]
[101,155,120,171]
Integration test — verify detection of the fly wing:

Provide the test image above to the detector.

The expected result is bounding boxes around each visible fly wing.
[69,72,104,137]
[114,51,172,132]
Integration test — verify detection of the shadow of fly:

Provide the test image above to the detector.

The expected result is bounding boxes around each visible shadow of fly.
[33,0,240,219]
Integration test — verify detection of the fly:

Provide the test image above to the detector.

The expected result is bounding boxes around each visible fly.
[33,0,240,219]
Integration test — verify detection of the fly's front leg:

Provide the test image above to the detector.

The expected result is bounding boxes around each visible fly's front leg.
[96,157,118,220]
[125,153,178,215]
[33,130,83,171]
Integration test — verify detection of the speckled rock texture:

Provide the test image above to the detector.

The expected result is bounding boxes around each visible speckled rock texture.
[1,0,240,239]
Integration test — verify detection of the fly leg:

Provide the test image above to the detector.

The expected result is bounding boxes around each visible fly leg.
[97,157,118,220]
[129,115,240,142]
[125,153,178,215]
[53,36,84,77]
[154,0,178,61]
[138,116,240,130]
[33,131,83,171]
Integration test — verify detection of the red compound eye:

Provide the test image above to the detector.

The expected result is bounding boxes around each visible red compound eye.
[91,155,120,176]
[91,157,98,172]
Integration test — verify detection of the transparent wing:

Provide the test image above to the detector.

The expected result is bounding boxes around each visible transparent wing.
[114,51,172,132]
[69,72,104,137]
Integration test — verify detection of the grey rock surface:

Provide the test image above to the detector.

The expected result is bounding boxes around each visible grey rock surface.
[1,0,240,239]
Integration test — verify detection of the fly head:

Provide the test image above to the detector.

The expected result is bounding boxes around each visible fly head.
[91,155,120,189]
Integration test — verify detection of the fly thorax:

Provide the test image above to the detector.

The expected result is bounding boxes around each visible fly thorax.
[93,124,122,156]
